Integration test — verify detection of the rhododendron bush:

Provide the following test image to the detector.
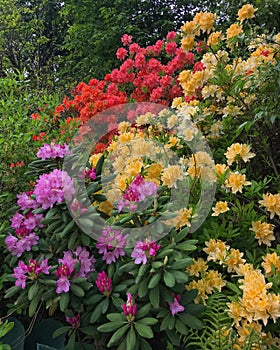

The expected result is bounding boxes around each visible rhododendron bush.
[1,4,280,350]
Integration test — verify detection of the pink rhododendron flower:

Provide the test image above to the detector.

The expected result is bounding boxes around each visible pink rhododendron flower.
[116,47,128,60]
[168,294,185,316]
[55,247,95,294]
[36,141,69,160]
[5,231,39,257]
[166,31,177,40]
[122,293,137,321]
[96,226,127,264]
[131,238,161,264]
[17,191,40,210]
[34,169,75,209]
[13,258,51,289]
[96,271,112,296]
[118,174,158,212]
[121,34,132,46]
[66,314,80,329]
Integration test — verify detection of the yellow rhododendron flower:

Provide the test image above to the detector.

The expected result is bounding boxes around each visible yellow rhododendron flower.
[118,121,130,133]
[237,4,257,22]
[262,252,280,276]
[259,193,280,219]
[225,143,255,165]
[226,23,243,41]
[225,172,251,194]
[161,165,184,188]
[225,248,246,273]
[212,201,229,216]
[89,153,103,167]
[205,270,226,291]
[187,151,216,182]
[98,200,113,216]
[181,36,195,51]
[146,163,163,179]
[125,160,143,177]
[214,163,229,177]
[203,239,229,262]
[207,31,223,46]
[250,221,275,246]
[180,21,197,35]
[187,258,208,277]
[193,11,216,33]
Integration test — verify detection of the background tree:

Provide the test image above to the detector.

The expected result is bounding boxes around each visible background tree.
[0,0,67,89]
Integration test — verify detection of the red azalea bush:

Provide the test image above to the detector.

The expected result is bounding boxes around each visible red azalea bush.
[52,32,197,129]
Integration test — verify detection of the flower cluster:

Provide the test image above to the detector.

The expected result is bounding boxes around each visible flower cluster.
[118,174,158,212]
[36,141,69,160]
[131,238,160,264]
[95,271,112,296]
[5,212,42,257]
[259,193,280,219]
[34,169,75,209]
[13,258,51,289]
[122,293,137,322]
[96,226,127,264]
[55,247,95,294]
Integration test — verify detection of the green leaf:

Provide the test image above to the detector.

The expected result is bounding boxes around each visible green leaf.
[172,271,189,284]
[163,271,175,288]
[183,314,203,329]
[98,321,126,333]
[84,293,104,305]
[175,319,188,335]
[102,297,110,313]
[226,281,241,294]
[4,285,21,299]
[136,303,151,319]
[134,323,153,339]
[149,286,159,308]
[171,258,193,269]
[28,283,39,301]
[160,314,171,331]
[70,284,85,297]
[59,220,75,238]
[138,278,149,298]
[107,324,129,348]
[52,326,72,338]
[59,292,70,312]
[126,328,136,349]
[137,317,158,326]
[148,272,162,289]
[29,294,41,317]
[106,313,124,322]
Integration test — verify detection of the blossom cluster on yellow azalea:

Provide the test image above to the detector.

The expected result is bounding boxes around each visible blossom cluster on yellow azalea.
[186,239,280,347]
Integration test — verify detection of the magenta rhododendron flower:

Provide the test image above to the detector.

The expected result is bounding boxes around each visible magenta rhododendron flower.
[34,169,75,209]
[66,314,80,329]
[131,238,161,264]
[55,247,95,294]
[13,258,51,289]
[36,141,69,160]
[122,293,137,321]
[168,294,185,316]
[96,226,127,264]
[118,174,158,212]
[96,271,112,296]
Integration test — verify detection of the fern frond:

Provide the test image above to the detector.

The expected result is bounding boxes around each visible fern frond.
[183,292,235,350]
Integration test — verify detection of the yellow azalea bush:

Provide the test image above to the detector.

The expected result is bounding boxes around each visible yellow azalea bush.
[176,3,280,349]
